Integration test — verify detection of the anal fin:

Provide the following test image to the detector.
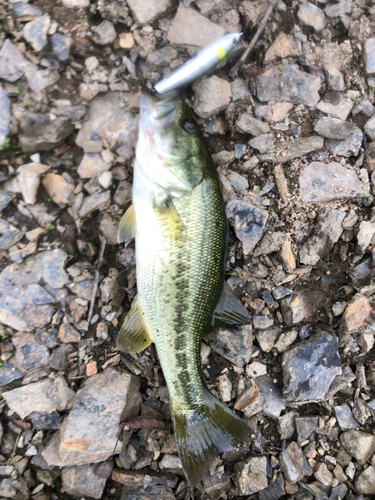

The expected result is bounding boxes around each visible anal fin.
[208,282,251,333]
[118,204,136,244]
[117,295,152,353]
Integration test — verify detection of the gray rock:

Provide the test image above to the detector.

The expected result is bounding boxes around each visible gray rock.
[316,92,354,121]
[225,170,248,192]
[0,39,25,82]
[340,430,375,465]
[295,416,319,444]
[22,14,50,52]
[329,484,348,500]
[282,331,342,403]
[325,0,351,17]
[0,479,17,498]
[236,113,270,136]
[275,329,298,353]
[16,111,74,154]
[117,248,136,268]
[277,412,296,440]
[203,472,231,499]
[235,375,285,418]
[357,221,375,253]
[253,315,274,329]
[92,20,116,45]
[128,0,171,24]
[231,78,251,101]
[17,162,49,205]
[146,46,178,66]
[61,0,90,6]
[253,231,286,257]
[42,173,74,206]
[249,133,275,154]
[355,465,375,495]
[364,114,375,140]
[42,368,141,466]
[206,324,253,367]
[352,97,375,117]
[334,404,358,429]
[0,85,10,148]
[30,412,62,430]
[0,191,11,212]
[323,65,345,91]
[326,132,363,157]
[0,361,23,387]
[28,204,57,226]
[264,32,302,64]
[365,38,375,75]
[235,144,247,159]
[13,333,49,371]
[193,76,231,119]
[234,456,268,495]
[2,378,60,419]
[76,93,137,157]
[0,38,58,91]
[79,190,111,218]
[314,116,359,140]
[297,3,325,31]
[226,200,268,255]
[168,4,224,49]
[259,474,285,500]
[256,326,281,352]
[259,136,324,164]
[62,463,114,499]
[280,441,313,483]
[299,162,368,202]
[272,286,293,300]
[121,485,175,500]
[0,249,69,331]
[12,2,43,17]
[51,33,73,61]
[326,365,356,400]
[49,344,74,371]
[0,228,24,251]
[256,64,320,107]
[299,209,345,265]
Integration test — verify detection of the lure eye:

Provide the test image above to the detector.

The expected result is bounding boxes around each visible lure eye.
[181,117,196,133]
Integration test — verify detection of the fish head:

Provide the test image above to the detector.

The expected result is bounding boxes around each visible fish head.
[137,90,209,197]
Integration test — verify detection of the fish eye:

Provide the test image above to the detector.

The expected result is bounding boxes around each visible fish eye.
[181,117,196,133]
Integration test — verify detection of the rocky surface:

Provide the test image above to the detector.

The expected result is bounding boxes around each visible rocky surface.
[0,1,374,499]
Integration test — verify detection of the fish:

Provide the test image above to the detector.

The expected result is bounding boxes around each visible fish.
[117,90,252,486]
[154,33,242,95]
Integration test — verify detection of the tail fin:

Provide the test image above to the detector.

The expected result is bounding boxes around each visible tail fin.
[172,392,252,487]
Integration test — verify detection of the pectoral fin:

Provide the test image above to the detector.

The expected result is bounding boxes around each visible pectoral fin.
[154,200,186,243]
[117,295,152,353]
[118,204,136,244]
[210,282,251,330]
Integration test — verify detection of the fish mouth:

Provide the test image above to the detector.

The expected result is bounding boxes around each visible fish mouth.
[140,90,180,130]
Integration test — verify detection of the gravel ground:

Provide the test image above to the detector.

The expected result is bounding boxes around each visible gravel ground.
[0,0,375,499]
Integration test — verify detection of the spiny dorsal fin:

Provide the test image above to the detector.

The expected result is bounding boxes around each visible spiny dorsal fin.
[211,282,251,328]
[117,295,152,353]
[154,200,186,243]
[118,204,136,245]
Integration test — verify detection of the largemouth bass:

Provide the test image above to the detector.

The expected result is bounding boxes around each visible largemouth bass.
[117,90,252,486]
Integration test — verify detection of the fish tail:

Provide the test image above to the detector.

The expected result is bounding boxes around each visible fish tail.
[172,391,252,487]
